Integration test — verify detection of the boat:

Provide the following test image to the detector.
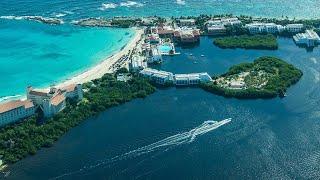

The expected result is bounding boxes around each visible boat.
[189,53,193,56]
[279,91,287,98]
[201,54,205,57]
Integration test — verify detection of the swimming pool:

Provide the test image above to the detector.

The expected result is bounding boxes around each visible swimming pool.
[158,44,173,54]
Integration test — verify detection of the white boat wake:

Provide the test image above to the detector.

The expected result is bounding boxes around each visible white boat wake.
[51,118,231,179]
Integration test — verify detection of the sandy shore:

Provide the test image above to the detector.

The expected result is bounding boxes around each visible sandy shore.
[55,28,143,89]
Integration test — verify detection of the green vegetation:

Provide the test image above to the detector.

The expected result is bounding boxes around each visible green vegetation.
[213,34,278,50]
[0,74,155,164]
[110,18,141,28]
[201,56,303,99]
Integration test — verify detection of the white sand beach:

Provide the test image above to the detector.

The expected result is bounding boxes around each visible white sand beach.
[56,28,143,89]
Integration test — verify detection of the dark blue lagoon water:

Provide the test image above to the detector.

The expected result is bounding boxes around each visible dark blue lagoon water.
[7,37,320,179]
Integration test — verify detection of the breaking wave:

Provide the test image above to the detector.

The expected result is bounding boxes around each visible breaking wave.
[0,95,22,102]
[98,3,118,11]
[51,118,231,179]
[0,15,63,25]
[120,1,144,7]
[176,0,186,5]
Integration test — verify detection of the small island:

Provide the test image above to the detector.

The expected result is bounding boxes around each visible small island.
[213,34,278,50]
[201,56,303,99]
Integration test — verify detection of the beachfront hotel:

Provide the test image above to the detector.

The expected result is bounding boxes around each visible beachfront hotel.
[151,25,175,39]
[293,30,320,47]
[0,100,35,127]
[246,23,284,34]
[207,25,227,36]
[174,73,213,86]
[207,17,242,27]
[178,19,196,27]
[285,24,304,33]
[174,28,200,44]
[130,55,148,72]
[0,83,84,126]
[206,17,241,35]
[140,68,212,86]
[140,68,174,85]
[146,47,162,63]
[27,84,83,118]
[148,33,161,44]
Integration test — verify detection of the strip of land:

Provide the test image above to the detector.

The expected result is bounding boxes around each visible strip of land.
[213,34,278,50]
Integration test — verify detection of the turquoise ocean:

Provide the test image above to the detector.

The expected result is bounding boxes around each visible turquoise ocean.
[2,1,320,179]
[1,0,320,99]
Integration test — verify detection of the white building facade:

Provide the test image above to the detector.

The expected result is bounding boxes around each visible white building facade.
[0,100,35,127]
[293,30,320,47]
[140,68,212,86]
[246,23,284,34]
[285,24,304,33]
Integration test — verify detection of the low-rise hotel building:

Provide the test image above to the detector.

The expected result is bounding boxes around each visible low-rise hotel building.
[207,17,242,27]
[178,19,196,27]
[27,84,83,118]
[147,47,162,64]
[246,23,284,34]
[130,55,148,72]
[207,25,227,36]
[174,73,213,86]
[174,28,200,44]
[151,25,174,39]
[293,30,320,47]
[0,100,35,127]
[148,34,160,44]
[140,68,212,86]
[285,24,304,33]
[140,68,174,85]
[206,17,241,35]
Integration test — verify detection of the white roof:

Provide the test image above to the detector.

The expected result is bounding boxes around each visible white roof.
[286,24,304,28]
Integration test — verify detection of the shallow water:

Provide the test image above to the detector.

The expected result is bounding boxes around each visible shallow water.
[7,37,320,179]
[0,20,134,98]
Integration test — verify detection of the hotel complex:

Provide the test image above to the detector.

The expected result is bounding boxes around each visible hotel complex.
[206,17,242,35]
[0,84,83,127]
[0,100,35,127]
[140,68,212,86]
[293,30,320,47]
[246,23,304,34]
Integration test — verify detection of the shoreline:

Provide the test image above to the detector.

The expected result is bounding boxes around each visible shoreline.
[0,28,143,102]
[55,28,143,89]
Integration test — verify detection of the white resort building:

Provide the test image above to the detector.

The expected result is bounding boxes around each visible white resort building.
[130,55,148,72]
[147,47,162,63]
[140,68,212,86]
[207,17,242,27]
[0,100,35,127]
[285,24,304,33]
[293,30,320,47]
[140,68,174,85]
[26,84,83,118]
[174,73,213,86]
[246,23,284,34]
[206,17,241,35]
[178,19,196,27]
